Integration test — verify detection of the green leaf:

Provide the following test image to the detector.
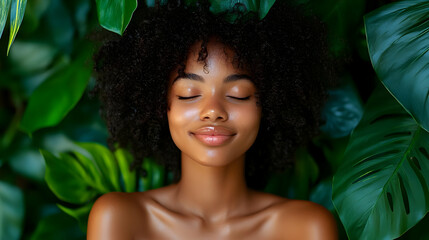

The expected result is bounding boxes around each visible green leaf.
[30,211,85,240]
[139,157,165,191]
[0,0,11,39]
[0,181,24,240]
[150,160,165,189]
[58,203,93,233]
[209,0,275,20]
[309,179,334,211]
[42,150,99,204]
[68,150,110,193]
[7,0,27,55]
[365,0,429,133]
[20,43,93,133]
[95,0,137,35]
[332,85,429,240]
[114,148,136,192]
[77,142,121,191]
[258,0,275,19]
[320,78,363,138]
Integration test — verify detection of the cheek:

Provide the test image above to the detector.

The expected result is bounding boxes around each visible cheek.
[167,103,198,146]
[231,105,261,139]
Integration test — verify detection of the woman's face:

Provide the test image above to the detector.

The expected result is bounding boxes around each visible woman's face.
[167,40,262,167]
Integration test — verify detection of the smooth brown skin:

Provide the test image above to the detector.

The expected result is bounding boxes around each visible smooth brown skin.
[87,40,338,240]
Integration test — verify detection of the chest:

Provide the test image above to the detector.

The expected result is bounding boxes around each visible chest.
[135,208,282,240]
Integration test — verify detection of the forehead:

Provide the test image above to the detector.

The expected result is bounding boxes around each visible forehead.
[186,40,237,71]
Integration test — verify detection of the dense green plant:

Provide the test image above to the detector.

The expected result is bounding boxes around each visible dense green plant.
[1,0,428,239]
[333,1,429,239]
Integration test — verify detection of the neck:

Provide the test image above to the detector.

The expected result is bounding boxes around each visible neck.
[174,152,251,223]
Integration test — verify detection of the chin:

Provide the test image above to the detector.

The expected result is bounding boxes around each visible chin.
[184,150,244,167]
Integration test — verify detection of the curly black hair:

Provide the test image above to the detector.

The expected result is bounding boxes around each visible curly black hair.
[92,0,335,189]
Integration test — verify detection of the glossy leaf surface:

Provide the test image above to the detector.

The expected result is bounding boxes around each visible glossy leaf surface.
[77,143,121,191]
[95,0,137,35]
[365,0,429,132]
[0,181,24,240]
[20,43,93,133]
[332,86,429,240]
[0,0,11,39]
[42,150,101,204]
[7,0,27,55]
[43,142,166,229]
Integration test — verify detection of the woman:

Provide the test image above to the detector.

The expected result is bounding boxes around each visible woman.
[88,1,337,239]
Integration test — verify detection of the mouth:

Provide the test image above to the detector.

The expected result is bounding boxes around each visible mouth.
[190,126,236,146]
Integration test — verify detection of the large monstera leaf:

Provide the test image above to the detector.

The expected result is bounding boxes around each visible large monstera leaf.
[332,86,429,240]
[365,0,429,132]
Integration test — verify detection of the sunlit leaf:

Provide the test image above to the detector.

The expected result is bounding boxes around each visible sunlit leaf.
[115,148,136,192]
[0,181,24,240]
[0,0,11,39]
[42,150,100,204]
[7,0,27,55]
[95,0,137,35]
[139,157,165,191]
[20,43,93,133]
[77,142,121,191]
[333,86,429,239]
[365,0,429,132]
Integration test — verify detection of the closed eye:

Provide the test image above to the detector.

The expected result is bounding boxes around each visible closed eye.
[177,95,200,100]
[228,96,251,100]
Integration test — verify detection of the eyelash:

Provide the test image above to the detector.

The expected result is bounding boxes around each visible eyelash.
[177,95,250,100]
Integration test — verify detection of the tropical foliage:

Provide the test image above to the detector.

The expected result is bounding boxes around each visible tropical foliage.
[0,0,428,239]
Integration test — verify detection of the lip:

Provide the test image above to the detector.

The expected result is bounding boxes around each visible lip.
[190,126,236,146]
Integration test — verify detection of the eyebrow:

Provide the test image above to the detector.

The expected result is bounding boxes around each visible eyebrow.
[173,73,253,83]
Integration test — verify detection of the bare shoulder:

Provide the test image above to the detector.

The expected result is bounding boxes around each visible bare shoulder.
[87,192,147,240]
[87,186,177,240]
[273,199,338,240]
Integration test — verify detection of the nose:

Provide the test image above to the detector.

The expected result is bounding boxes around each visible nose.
[200,96,228,122]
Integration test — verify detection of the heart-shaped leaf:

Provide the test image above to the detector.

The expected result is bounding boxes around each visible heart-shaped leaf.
[332,85,429,240]
[7,0,27,55]
[365,0,429,132]
[95,0,137,35]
